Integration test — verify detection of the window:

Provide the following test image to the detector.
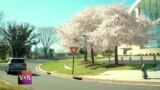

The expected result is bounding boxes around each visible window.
[11,59,24,63]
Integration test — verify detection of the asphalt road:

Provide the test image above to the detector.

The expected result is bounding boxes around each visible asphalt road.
[0,60,160,90]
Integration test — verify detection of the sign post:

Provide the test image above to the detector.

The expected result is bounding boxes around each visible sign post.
[70,47,78,74]
[72,55,75,74]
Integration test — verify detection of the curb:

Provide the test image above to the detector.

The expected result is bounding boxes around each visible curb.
[83,77,160,86]
[36,64,73,79]
[36,64,160,86]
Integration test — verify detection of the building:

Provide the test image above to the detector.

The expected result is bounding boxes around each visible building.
[118,0,160,55]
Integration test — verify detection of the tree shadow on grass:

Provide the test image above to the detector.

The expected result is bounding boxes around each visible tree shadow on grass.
[89,63,157,71]
[82,62,103,70]
[87,62,125,70]
[148,78,160,80]
[90,65,102,70]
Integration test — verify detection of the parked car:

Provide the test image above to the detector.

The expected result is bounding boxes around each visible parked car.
[6,58,27,74]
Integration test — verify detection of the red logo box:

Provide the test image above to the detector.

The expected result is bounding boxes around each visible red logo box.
[18,70,32,85]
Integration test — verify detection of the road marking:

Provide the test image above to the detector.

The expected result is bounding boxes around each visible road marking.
[0,79,11,85]
[64,64,72,70]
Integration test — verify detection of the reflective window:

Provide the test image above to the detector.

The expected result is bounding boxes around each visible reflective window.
[136,0,160,48]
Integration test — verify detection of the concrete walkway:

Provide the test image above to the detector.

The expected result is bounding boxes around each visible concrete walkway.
[87,70,160,82]
[83,65,160,85]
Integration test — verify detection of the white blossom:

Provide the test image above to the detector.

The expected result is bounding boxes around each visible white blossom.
[57,4,155,53]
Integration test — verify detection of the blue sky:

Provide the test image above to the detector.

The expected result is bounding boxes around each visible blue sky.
[0,0,135,52]
[0,0,135,27]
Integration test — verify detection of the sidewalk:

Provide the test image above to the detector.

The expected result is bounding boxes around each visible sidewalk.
[83,64,160,85]
[83,70,160,85]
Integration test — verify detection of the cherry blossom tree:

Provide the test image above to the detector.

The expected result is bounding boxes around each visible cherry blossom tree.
[90,4,154,65]
[58,4,156,65]
[57,7,100,63]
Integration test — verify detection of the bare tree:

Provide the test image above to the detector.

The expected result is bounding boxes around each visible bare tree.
[0,11,8,60]
[0,38,9,61]
[38,27,57,58]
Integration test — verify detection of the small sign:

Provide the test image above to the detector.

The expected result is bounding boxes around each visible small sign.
[70,47,78,55]
[18,70,32,85]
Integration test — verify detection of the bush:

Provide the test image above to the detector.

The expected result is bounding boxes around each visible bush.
[149,53,152,56]
[153,53,155,56]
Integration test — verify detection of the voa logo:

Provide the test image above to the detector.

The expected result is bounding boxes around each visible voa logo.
[19,75,31,80]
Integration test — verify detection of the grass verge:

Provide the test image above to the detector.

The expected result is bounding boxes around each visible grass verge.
[41,59,75,75]
[41,58,156,75]
[0,80,30,90]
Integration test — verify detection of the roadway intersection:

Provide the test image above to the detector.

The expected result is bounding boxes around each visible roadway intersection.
[0,60,159,90]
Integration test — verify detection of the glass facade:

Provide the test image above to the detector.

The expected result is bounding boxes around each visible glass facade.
[135,0,160,48]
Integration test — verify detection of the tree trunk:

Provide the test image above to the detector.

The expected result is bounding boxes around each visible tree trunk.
[108,47,110,62]
[84,47,88,62]
[115,45,118,65]
[12,48,17,58]
[44,48,47,58]
[91,47,94,64]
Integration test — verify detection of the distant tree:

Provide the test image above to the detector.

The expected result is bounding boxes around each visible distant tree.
[32,46,39,59]
[0,11,9,60]
[0,39,9,61]
[38,27,57,58]
[2,22,39,57]
[48,49,55,58]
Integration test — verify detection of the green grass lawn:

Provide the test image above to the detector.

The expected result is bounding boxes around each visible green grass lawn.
[0,80,30,90]
[41,59,107,75]
[41,56,156,75]
[41,59,73,75]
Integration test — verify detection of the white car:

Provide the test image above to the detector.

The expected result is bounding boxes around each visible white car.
[6,58,27,74]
